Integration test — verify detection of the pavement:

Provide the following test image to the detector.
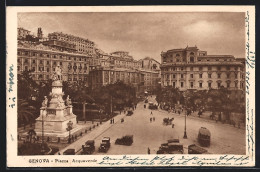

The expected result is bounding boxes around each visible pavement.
[54,95,245,155]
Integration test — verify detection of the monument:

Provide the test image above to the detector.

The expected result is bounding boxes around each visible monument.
[35,66,79,139]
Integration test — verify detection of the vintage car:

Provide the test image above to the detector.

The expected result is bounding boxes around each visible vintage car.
[148,102,158,110]
[188,144,208,154]
[98,137,111,153]
[127,110,133,116]
[115,135,133,146]
[63,149,75,155]
[82,140,95,155]
[198,127,211,147]
[157,141,183,154]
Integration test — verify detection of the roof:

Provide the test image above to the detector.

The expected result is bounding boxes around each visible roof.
[199,127,211,136]
[198,55,235,58]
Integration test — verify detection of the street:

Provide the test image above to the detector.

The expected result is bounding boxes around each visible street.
[62,96,246,155]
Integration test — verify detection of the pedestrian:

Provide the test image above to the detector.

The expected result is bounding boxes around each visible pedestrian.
[113,118,115,124]
[150,111,153,115]
[178,110,180,115]
[153,117,155,121]
[172,124,174,128]
[147,147,150,154]
[58,152,61,155]
[110,119,112,124]
[150,118,152,123]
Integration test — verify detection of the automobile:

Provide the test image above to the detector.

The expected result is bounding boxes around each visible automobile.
[148,103,158,110]
[198,127,211,147]
[115,135,133,146]
[98,137,111,153]
[156,142,183,154]
[127,110,133,116]
[188,144,208,154]
[167,138,179,144]
[63,149,75,155]
[82,140,95,155]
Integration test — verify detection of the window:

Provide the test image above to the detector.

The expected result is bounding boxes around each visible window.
[181,67,183,71]
[217,66,221,71]
[18,66,20,71]
[190,67,193,71]
[208,66,212,71]
[32,60,36,64]
[199,74,202,78]
[208,83,211,88]
[40,60,43,64]
[235,82,238,88]
[53,61,56,65]
[166,75,169,79]
[32,67,35,71]
[218,83,221,88]
[218,73,221,78]
[199,67,203,71]
[173,82,175,88]
[241,82,244,88]
[227,83,230,88]
[190,82,194,88]
[190,74,193,78]
[190,57,194,63]
[181,82,184,88]
[47,61,49,65]
[25,66,28,71]
[227,73,230,78]
[181,74,184,78]
[173,74,175,79]
[60,62,62,65]
[47,68,49,72]
[199,83,202,88]
[208,74,211,78]
[235,67,238,71]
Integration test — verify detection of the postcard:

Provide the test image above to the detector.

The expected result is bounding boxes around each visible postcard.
[6,5,255,167]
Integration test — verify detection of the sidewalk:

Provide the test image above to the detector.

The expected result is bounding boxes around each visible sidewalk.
[56,113,126,155]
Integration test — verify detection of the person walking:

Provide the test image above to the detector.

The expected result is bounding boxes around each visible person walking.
[147,147,150,154]
[150,118,152,123]
[150,111,153,115]
[153,117,155,121]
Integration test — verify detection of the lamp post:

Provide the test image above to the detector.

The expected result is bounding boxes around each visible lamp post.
[66,121,73,143]
[41,109,45,154]
[183,96,188,139]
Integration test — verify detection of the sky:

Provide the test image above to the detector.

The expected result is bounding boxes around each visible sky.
[18,12,245,61]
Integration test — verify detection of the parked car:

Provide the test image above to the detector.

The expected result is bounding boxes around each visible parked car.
[82,140,95,155]
[198,127,211,147]
[188,144,208,154]
[156,141,183,154]
[98,137,111,153]
[63,149,75,155]
[148,103,158,110]
[115,135,133,146]
[127,110,133,116]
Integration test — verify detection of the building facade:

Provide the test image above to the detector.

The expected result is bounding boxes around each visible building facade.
[139,57,161,92]
[48,32,95,57]
[17,41,90,84]
[160,46,245,91]
[18,27,31,40]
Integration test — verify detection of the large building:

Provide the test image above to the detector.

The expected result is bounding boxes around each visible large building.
[139,57,161,92]
[48,32,95,57]
[160,46,245,91]
[17,41,90,84]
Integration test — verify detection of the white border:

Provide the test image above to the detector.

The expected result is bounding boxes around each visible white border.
[6,6,255,167]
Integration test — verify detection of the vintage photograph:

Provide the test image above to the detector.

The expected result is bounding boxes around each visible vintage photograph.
[16,12,246,156]
[6,6,255,167]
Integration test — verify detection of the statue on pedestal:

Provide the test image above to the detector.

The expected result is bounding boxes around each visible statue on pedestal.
[66,95,72,106]
[42,96,48,108]
[52,65,62,81]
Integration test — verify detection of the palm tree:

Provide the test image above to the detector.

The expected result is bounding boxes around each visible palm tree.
[18,99,36,129]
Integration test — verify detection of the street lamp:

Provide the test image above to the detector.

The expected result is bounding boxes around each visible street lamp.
[183,96,188,139]
[66,121,73,143]
[41,109,46,154]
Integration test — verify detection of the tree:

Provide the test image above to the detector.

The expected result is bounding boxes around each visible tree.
[18,99,36,129]
[27,129,36,143]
